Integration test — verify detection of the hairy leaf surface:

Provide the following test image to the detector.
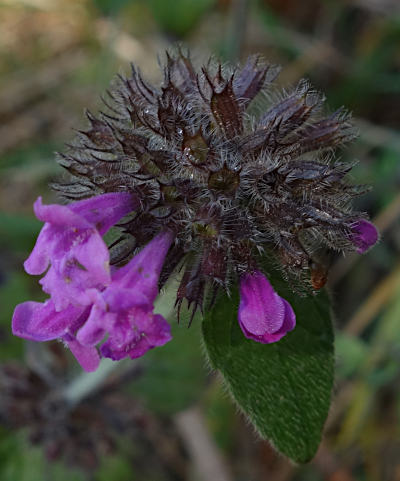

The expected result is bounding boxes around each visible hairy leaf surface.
[202,275,334,463]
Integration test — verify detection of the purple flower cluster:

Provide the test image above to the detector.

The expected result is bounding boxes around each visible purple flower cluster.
[12,191,378,371]
[12,193,173,371]
[11,50,381,371]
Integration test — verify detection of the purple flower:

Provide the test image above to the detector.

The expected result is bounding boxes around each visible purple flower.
[12,300,100,371]
[11,192,140,371]
[76,231,174,361]
[12,230,173,370]
[238,270,296,344]
[24,193,137,310]
[350,219,379,254]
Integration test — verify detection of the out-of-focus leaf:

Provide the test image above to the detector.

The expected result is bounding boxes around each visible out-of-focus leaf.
[96,453,135,481]
[335,332,367,379]
[147,0,215,37]
[339,283,400,447]
[337,381,373,447]
[93,0,133,16]
[0,212,41,252]
[202,278,334,463]
[0,272,37,360]
[203,380,237,452]
[0,143,57,171]
[0,431,85,481]
[131,318,206,414]
[256,2,303,56]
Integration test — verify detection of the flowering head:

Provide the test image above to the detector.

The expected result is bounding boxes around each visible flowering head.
[12,49,379,370]
[57,49,377,313]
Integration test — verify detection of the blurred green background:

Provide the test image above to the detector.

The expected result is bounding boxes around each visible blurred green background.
[0,0,399,480]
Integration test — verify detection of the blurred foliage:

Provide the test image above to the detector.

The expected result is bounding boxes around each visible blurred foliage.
[0,0,399,480]
[93,0,133,16]
[146,0,216,37]
[0,430,86,481]
[131,319,206,415]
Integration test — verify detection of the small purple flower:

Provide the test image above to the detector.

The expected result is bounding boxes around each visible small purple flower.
[76,231,174,361]
[12,192,141,371]
[350,219,379,254]
[12,300,99,371]
[24,193,137,310]
[12,230,173,370]
[238,270,296,344]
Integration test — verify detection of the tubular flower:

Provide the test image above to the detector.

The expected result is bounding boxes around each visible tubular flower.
[12,192,140,371]
[12,231,173,371]
[24,193,137,310]
[76,231,174,360]
[12,49,379,369]
[239,271,296,343]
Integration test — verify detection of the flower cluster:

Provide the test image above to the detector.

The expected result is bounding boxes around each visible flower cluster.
[12,50,378,370]
[13,193,172,371]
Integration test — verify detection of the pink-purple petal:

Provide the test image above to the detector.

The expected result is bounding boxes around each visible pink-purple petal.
[239,271,285,335]
[112,231,174,300]
[24,224,53,275]
[281,298,296,332]
[258,299,296,343]
[33,197,91,228]
[75,289,110,346]
[76,304,111,346]
[89,232,174,361]
[72,231,111,286]
[12,300,86,341]
[68,192,138,235]
[103,287,151,311]
[64,337,100,372]
[100,311,172,361]
[258,329,289,344]
[13,201,175,370]
[238,270,296,344]
[350,219,379,254]
[39,266,95,311]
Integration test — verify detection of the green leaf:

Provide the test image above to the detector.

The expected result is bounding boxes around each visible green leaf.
[202,275,334,463]
[131,319,206,414]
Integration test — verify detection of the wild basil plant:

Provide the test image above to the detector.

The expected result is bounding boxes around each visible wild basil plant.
[12,49,378,462]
